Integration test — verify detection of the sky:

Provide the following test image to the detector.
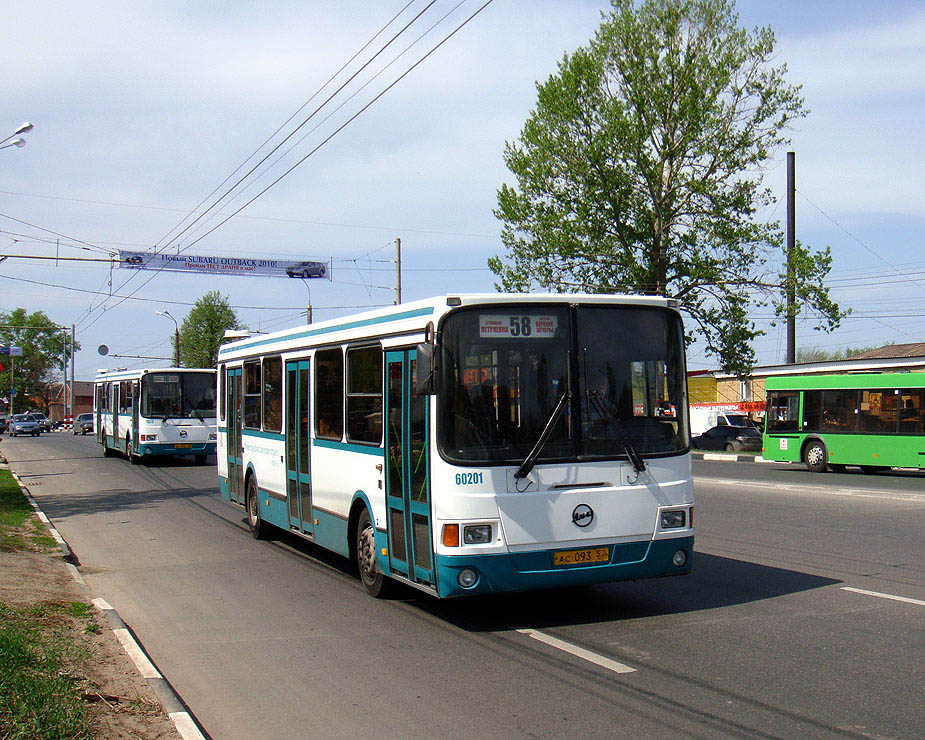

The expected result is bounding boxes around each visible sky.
[2,0,924,380]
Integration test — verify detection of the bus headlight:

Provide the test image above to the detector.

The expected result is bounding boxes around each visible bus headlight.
[457,569,479,588]
[672,550,688,567]
[463,525,491,544]
[141,434,157,442]
[209,433,217,440]
[660,510,686,529]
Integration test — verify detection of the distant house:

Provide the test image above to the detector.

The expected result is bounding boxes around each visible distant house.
[48,381,94,422]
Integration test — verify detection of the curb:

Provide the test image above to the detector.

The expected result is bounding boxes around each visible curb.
[692,452,776,463]
[5,465,209,740]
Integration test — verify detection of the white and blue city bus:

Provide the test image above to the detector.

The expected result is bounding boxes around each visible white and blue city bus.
[93,367,217,464]
[216,294,694,598]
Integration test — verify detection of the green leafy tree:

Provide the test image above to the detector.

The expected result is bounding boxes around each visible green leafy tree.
[0,309,79,414]
[178,292,242,368]
[796,343,887,364]
[490,0,845,376]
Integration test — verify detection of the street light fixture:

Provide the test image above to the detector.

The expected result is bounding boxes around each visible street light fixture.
[1,122,33,151]
[155,310,180,367]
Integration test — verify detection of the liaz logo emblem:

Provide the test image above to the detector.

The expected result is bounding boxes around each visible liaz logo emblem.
[571,504,594,528]
[179,430,188,438]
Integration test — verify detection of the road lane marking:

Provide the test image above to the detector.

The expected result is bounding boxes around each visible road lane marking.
[841,587,925,606]
[516,629,636,674]
[113,628,162,679]
[695,476,925,503]
[92,597,113,610]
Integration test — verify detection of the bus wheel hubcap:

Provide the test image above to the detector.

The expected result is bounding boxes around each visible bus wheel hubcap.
[359,524,376,580]
[808,446,823,465]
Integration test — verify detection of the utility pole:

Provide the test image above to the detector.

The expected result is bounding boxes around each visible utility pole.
[786,151,796,365]
[61,326,67,423]
[70,324,75,421]
[395,237,402,305]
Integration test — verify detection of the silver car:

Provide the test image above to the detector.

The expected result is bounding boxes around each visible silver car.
[9,413,40,437]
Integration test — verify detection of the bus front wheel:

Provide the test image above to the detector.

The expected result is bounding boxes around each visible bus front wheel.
[246,477,266,540]
[356,509,393,599]
[803,441,827,473]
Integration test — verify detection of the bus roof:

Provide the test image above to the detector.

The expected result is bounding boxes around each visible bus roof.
[94,367,216,382]
[765,372,925,391]
[217,293,679,360]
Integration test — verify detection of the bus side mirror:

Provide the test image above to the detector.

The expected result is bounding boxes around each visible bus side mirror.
[415,343,438,395]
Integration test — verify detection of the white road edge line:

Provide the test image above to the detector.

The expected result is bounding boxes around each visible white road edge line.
[168,711,207,740]
[92,597,113,611]
[841,587,925,607]
[113,628,162,679]
[517,629,636,674]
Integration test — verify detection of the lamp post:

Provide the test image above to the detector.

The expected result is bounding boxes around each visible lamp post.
[1,122,33,151]
[155,310,180,367]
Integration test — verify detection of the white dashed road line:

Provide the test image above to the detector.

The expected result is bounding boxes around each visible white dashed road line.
[517,629,636,674]
[841,587,925,607]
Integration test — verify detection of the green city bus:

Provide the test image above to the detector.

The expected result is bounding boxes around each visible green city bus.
[763,373,925,473]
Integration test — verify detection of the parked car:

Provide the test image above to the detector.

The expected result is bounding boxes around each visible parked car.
[285,260,327,278]
[691,424,762,452]
[9,413,41,437]
[30,412,52,433]
[73,413,94,435]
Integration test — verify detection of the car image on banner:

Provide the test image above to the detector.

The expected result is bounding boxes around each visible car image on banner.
[285,261,327,278]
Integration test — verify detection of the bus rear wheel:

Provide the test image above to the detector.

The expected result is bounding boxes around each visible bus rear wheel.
[356,509,393,599]
[126,435,139,464]
[246,477,266,539]
[803,441,827,473]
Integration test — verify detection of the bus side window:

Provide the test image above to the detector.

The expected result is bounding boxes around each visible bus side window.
[315,348,344,440]
[263,357,282,433]
[243,361,261,429]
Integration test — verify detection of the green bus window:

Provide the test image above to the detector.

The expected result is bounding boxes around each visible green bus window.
[766,391,799,432]
[821,390,859,433]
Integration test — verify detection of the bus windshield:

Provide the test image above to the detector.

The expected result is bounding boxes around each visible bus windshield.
[142,372,216,418]
[439,304,688,464]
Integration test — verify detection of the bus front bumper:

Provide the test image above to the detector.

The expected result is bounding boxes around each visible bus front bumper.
[138,442,216,456]
[433,536,694,598]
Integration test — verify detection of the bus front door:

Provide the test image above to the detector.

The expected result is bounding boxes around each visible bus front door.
[226,367,244,504]
[385,349,433,586]
[95,385,104,445]
[131,381,140,455]
[285,360,312,534]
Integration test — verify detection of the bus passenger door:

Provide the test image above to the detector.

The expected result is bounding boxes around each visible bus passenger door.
[112,384,120,449]
[226,368,244,504]
[285,360,312,534]
[131,381,140,454]
[95,385,104,445]
[384,349,433,586]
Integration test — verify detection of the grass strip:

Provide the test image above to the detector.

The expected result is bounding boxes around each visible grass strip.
[0,602,93,740]
[0,468,57,551]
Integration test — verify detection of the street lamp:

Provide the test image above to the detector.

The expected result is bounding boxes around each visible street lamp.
[155,310,180,367]
[1,122,33,151]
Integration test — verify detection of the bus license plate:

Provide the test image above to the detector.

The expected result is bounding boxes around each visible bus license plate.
[553,547,609,566]
[174,443,192,449]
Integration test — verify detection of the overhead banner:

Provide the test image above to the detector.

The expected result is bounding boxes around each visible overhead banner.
[117,251,331,280]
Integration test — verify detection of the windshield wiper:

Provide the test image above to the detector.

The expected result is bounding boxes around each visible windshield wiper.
[514,391,571,480]
[587,391,646,473]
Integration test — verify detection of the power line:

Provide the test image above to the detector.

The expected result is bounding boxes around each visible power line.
[83,0,495,330]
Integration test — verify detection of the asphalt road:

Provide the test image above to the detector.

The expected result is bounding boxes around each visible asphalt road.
[2,433,923,740]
